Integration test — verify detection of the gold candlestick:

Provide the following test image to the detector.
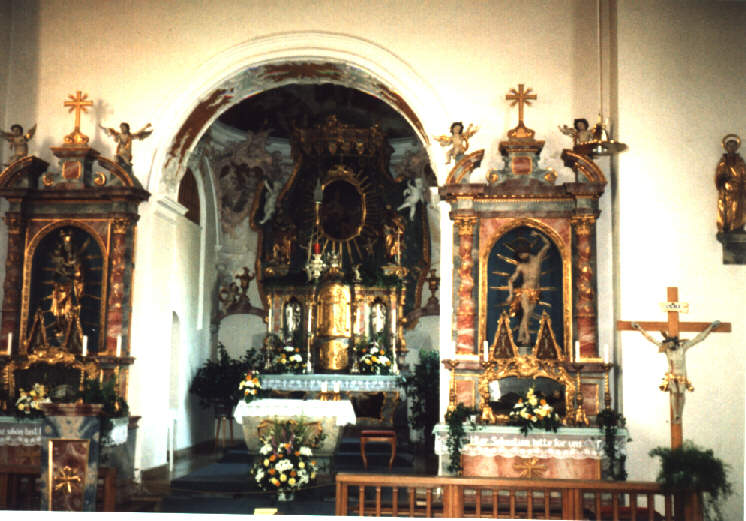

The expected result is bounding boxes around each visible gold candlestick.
[601,362,613,410]
[442,359,460,414]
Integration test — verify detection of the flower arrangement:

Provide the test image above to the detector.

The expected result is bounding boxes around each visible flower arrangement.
[271,346,305,374]
[238,370,262,403]
[508,387,561,436]
[250,419,319,497]
[15,383,51,419]
[357,343,392,375]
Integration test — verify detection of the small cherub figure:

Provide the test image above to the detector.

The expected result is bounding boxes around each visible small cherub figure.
[100,122,153,169]
[396,177,426,221]
[558,118,592,146]
[1,124,36,165]
[259,179,281,225]
[434,122,478,164]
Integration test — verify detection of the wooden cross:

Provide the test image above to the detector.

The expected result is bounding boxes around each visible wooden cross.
[63,91,93,145]
[506,84,536,125]
[617,287,731,449]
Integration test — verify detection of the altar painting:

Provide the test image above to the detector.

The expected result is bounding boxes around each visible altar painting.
[484,225,564,354]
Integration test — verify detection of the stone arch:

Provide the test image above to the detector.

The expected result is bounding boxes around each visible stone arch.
[145,31,449,198]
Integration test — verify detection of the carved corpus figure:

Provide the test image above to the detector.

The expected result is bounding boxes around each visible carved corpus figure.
[100,122,153,168]
[715,134,746,232]
[397,177,426,221]
[505,231,550,346]
[631,320,720,422]
[1,123,36,164]
[433,121,478,164]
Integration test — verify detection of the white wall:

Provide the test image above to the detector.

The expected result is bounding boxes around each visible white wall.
[616,3,746,518]
[1,3,743,518]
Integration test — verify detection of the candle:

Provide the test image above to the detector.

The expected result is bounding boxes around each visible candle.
[268,300,273,332]
[574,340,580,361]
[604,343,609,364]
[82,335,88,357]
[6,332,11,356]
[307,307,312,335]
[321,382,328,393]
[116,335,122,357]
[333,382,340,393]
[483,340,489,362]
[364,307,369,339]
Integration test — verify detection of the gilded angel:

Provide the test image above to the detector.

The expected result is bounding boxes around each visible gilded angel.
[1,123,36,164]
[433,122,478,164]
[100,122,153,168]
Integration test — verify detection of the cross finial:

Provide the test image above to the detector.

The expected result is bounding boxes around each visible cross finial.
[505,84,537,139]
[63,91,93,145]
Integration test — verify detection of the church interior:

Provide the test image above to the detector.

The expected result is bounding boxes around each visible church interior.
[0,1,744,519]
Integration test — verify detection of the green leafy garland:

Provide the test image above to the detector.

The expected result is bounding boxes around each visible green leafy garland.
[444,403,477,475]
[406,350,440,448]
[596,408,628,481]
[649,441,732,521]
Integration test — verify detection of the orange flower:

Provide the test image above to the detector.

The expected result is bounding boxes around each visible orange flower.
[294,451,300,456]
[268,469,276,475]
[269,454,276,462]
[290,470,297,477]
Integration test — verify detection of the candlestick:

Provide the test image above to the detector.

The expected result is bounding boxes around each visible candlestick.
[603,343,609,364]
[574,340,580,361]
[82,335,88,357]
[116,335,122,357]
[6,332,11,356]
[363,305,369,339]
[333,381,340,394]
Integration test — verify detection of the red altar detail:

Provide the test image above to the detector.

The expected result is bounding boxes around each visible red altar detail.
[454,215,477,354]
[105,219,129,355]
[462,454,600,480]
[511,156,532,174]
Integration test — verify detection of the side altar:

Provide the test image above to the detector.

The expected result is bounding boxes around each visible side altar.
[434,425,627,480]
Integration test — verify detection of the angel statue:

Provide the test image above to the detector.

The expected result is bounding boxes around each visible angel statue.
[558,118,592,146]
[100,122,153,170]
[397,177,426,221]
[258,178,282,225]
[1,123,36,165]
[433,122,478,164]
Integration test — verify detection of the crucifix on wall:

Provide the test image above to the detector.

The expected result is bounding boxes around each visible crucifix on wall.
[617,287,731,449]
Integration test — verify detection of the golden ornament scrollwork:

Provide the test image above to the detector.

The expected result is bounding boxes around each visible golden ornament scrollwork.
[454,215,477,236]
[111,218,130,235]
[571,215,595,236]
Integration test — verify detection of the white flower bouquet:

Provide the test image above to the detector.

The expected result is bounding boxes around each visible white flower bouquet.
[508,387,561,436]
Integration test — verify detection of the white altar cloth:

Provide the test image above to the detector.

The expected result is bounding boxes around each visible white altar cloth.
[234,398,356,427]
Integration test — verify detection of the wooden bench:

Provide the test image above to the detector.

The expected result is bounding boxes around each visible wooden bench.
[359,430,396,470]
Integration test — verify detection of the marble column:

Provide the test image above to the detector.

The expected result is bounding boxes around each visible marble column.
[1,213,24,355]
[453,215,477,354]
[571,215,598,358]
[105,218,129,355]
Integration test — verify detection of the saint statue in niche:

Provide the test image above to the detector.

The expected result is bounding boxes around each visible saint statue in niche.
[715,133,746,233]
[283,300,301,345]
[370,301,387,340]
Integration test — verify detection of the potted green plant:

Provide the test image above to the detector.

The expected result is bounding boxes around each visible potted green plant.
[190,343,261,415]
[77,376,129,440]
[649,441,732,521]
[406,349,439,455]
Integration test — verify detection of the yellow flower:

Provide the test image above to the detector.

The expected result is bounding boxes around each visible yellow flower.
[311,472,316,479]
[365,359,372,365]
[385,360,391,366]
[263,459,269,467]
[271,478,280,486]
[371,356,378,362]
[299,461,305,469]
[280,473,287,482]
[288,477,296,486]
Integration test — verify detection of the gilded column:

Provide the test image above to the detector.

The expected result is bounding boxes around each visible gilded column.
[2,213,24,355]
[105,218,130,355]
[571,215,598,358]
[454,215,477,354]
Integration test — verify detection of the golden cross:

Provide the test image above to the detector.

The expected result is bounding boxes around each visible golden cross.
[513,457,546,479]
[63,91,93,145]
[506,84,536,125]
[53,465,81,494]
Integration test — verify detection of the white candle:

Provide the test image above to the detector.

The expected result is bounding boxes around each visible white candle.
[333,381,340,393]
[82,335,88,357]
[574,340,580,361]
[364,306,369,339]
[6,332,11,356]
[307,307,312,335]
[603,343,609,364]
[321,382,328,393]
[483,340,489,362]
[116,335,122,357]
[391,305,396,334]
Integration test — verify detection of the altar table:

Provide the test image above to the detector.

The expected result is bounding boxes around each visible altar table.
[234,398,356,456]
[433,424,627,480]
